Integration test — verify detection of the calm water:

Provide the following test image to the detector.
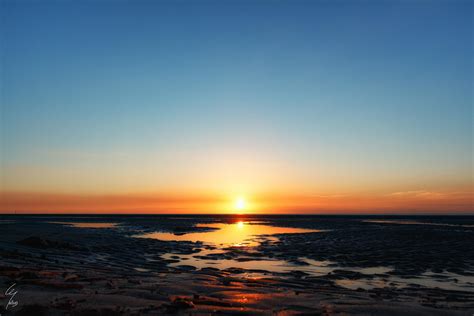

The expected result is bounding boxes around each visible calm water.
[136,221,324,246]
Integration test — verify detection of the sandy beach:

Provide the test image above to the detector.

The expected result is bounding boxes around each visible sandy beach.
[1,215,473,315]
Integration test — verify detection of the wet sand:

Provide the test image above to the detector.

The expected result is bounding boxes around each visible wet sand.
[0,215,473,315]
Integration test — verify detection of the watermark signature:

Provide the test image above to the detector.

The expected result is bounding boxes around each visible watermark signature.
[1,283,19,315]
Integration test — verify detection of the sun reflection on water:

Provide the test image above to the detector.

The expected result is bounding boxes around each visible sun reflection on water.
[138,221,322,247]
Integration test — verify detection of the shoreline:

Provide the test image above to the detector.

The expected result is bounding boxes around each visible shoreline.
[1,216,473,315]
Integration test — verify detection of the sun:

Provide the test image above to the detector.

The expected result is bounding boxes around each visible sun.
[234,197,246,211]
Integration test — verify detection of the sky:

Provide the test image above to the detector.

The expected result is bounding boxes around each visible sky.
[0,0,472,214]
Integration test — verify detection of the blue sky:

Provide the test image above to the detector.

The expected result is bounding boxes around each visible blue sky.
[0,1,472,212]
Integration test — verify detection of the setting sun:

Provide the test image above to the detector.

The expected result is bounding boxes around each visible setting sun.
[234,197,246,211]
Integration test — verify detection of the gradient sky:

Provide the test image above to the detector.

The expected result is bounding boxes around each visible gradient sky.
[1,0,472,214]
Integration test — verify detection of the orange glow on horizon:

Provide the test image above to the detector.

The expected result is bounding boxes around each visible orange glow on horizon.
[0,188,473,214]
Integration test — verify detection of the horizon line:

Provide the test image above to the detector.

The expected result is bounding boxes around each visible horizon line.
[1,212,473,216]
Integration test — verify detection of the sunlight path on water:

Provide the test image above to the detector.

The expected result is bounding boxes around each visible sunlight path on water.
[137,221,324,247]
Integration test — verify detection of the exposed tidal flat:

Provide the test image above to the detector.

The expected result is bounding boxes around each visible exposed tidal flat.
[0,215,473,315]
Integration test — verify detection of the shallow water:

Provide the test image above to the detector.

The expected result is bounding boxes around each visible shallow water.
[161,250,336,275]
[161,249,474,292]
[136,220,474,293]
[10,215,471,295]
[2,215,473,314]
[160,250,395,279]
[137,221,324,247]
[50,222,118,228]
